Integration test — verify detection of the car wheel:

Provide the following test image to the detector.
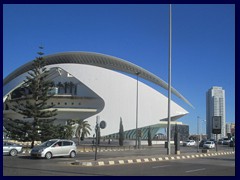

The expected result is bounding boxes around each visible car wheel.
[69,151,76,158]
[10,149,18,156]
[45,152,52,159]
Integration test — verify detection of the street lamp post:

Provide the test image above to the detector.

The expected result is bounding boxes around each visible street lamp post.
[94,116,100,161]
[135,72,140,149]
[167,4,172,155]
[201,119,206,140]
[197,116,200,153]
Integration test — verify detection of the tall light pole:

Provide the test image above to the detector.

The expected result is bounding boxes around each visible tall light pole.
[167,4,172,155]
[95,115,100,161]
[197,116,200,153]
[201,119,206,140]
[135,72,140,149]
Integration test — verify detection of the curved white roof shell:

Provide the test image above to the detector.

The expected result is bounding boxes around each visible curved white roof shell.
[3,52,192,107]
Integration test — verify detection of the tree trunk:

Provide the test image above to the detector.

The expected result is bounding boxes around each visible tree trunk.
[78,136,80,145]
[31,140,34,148]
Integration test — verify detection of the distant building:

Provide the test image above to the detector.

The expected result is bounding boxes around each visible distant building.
[230,123,235,136]
[206,86,226,139]
[226,122,235,136]
[226,123,231,134]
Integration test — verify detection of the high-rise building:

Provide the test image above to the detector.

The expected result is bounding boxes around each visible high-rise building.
[206,86,226,139]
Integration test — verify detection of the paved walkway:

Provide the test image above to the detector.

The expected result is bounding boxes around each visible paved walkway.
[71,144,235,166]
[73,151,235,166]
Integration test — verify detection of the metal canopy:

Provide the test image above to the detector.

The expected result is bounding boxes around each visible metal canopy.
[3,51,193,107]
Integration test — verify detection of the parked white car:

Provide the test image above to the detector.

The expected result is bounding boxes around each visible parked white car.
[183,140,196,146]
[203,141,215,149]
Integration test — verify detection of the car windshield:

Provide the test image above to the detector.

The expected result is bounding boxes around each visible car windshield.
[40,140,58,147]
[205,142,211,144]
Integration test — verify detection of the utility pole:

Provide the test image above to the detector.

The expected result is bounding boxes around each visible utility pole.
[94,116,100,161]
[167,4,172,155]
[135,72,140,149]
[197,116,200,153]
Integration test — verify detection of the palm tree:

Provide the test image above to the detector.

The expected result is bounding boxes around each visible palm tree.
[63,119,75,139]
[75,119,92,145]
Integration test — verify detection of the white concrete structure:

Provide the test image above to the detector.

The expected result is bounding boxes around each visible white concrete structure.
[3,52,191,137]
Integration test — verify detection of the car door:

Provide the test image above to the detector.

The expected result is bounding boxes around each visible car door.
[61,141,73,155]
[51,141,64,157]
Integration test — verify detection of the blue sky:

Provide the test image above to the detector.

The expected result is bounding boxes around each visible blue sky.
[3,4,235,134]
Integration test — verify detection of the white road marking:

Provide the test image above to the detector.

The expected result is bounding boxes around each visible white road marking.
[186,168,206,173]
[152,165,171,168]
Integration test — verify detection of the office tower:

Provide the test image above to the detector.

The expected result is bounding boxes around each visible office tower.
[206,86,226,139]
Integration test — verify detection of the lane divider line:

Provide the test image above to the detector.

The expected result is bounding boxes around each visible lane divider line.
[186,168,206,173]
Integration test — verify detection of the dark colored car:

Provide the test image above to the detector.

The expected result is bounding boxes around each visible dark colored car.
[229,140,235,147]
[199,139,207,147]
[218,139,224,145]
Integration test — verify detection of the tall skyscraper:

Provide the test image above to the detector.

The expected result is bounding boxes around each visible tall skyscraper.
[206,86,226,139]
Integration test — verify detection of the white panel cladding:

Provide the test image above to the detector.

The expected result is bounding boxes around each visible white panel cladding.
[3,52,192,107]
[47,64,188,136]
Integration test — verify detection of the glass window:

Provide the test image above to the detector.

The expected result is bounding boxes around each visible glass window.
[63,141,72,146]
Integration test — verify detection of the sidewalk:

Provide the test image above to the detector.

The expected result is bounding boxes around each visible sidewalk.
[71,144,235,167]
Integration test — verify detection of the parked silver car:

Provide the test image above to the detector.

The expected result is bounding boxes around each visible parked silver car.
[3,141,23,156]
[222,138,231,145]
[30,139,77,159]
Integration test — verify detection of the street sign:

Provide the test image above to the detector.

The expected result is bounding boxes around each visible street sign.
[100,121,107,129]
[137,129,142,137]
[212,116,221,134]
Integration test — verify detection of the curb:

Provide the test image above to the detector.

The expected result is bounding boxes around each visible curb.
[77,148,138,153]
[72,151,235,167]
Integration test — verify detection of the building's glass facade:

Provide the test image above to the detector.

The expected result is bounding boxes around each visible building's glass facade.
[206,86,226,139]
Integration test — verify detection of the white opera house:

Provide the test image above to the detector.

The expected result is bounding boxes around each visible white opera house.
[3,52,192,140]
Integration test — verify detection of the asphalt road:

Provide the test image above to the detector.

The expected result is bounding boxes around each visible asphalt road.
[3,145,235,176]
[3,154,235,176]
